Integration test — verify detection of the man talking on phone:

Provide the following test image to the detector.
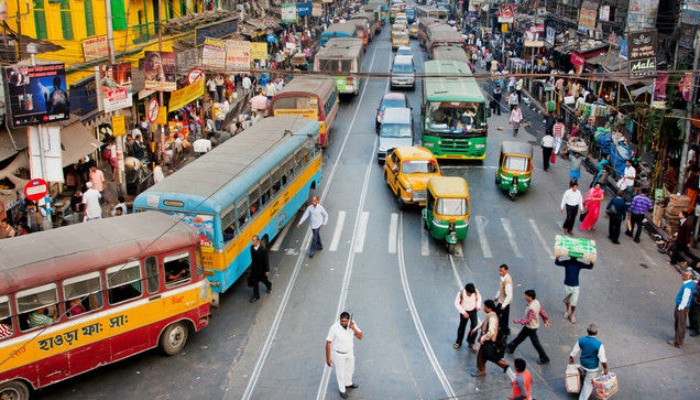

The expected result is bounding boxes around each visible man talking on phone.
[326,311,363,399]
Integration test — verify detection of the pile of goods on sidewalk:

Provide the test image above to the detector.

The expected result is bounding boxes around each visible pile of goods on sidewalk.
[554,235,597,263]
[653,194,690,235]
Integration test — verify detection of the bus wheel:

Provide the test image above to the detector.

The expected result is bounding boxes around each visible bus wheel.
[0,380,30,400]
[160,322,189,356]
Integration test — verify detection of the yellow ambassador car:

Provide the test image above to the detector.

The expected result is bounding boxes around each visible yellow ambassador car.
[384,146,442,209]
[409,22,420,38]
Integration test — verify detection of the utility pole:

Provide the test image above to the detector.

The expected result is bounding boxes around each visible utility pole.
[105,0,127,195]
[677,30,700,193]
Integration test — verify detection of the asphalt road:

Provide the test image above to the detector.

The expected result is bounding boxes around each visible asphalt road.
[38,22,700,400]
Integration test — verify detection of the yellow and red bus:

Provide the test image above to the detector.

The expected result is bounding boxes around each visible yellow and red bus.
[269,76,339,147]
[0,212,211,399]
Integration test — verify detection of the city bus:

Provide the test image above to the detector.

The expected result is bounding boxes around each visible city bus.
[0,212,211,399]
[313,38,364,96]
[432,46,475,72]
[319,22,359,47]
[133,116,322,297]
[426,23,467,58]
[415,5,448,23]
[269,76,339,147]
[422,60,489,160]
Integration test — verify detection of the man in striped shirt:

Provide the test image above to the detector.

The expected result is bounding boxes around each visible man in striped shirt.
[625,190,653,243]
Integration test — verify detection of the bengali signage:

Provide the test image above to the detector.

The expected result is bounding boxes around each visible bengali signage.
[202,38,227,68]
[168,77,205,111]
[82,36,109,62]
[111,115,126,136]
[282,3,297,23]
[97,63,133,113]
[250,42,268,60]
[226,40,251,70]
[628,30,657,78]
[4,64,70,128]
[143,51,177,92]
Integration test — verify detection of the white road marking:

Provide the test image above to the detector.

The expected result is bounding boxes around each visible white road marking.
[529,219,554,259]
[501,218,523,258]
[421,223,430,256]
[398,214,456,399]
[270,222,292,252]
[475,216,492,258]
[329,211,346,252]
[388,213,398,254]
[354,212,370,253]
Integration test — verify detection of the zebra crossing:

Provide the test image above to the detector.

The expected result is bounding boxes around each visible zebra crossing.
[274,211,559,260]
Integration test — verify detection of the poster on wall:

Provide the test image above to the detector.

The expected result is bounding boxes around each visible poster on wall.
[96,63,133,113]
[4,64,70,128]
[143,51,177,92]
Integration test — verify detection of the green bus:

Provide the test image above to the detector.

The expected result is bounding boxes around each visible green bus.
[421,60,489,160]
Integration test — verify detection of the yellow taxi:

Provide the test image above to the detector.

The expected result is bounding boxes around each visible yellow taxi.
[409,22,419,38]
[392,29,410,50]
[384,146,442,208]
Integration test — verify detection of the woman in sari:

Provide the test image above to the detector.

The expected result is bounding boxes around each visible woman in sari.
[580,183,605,231]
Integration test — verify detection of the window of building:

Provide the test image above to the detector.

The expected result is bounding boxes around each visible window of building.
[60,0,74,40]
[84,0,95,37]
[33,0,47,39]
[107,262,143,305]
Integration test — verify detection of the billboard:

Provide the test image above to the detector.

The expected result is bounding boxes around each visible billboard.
[143,51,177,92]
[97,63,133,113]
[202,38,227,69]
[628,30,657,78]
[226,40,251,70]
[4,64,70,128]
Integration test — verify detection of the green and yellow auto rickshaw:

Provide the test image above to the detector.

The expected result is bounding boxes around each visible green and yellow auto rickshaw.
[495,141,534,200]
[423,176,470,255]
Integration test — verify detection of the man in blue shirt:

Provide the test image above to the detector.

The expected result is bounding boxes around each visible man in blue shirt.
[297,195,329,258]
[625,190,653,243]
[669,271,695,348]
[555,256,594,324]
[605,191,627,244]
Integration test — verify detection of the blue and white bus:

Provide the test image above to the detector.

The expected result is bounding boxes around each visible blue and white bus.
[133,116,322,297]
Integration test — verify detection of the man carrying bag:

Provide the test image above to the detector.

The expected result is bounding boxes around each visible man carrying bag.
[470,300,509,377]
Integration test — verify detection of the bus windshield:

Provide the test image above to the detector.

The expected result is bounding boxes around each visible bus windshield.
[425,101,484,135]
[381,123,412,138]
[317,59,354,73]
[271,96,319,116]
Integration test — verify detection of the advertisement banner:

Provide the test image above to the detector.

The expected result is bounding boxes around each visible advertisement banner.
[282,3,297,23]
[168,77,205,111]
[4,64,70,128]
[312,3,323,17]
[497,4,514,23]
[82,36,109,63]
[627,0,659,31]
[619,39,628,59]
[202,38,227,69]
[653,71,668,101]
[578,5,597,32]
[226,40,251,70]
[144,51,177,92]
[628,30,657,78]
[296,2,312,17]
[250,42,268,60]
[111,115,126,136]
[97,63,133,113]
[524,23,544,47]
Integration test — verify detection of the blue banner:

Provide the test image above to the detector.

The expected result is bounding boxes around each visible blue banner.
[297,2,312,17]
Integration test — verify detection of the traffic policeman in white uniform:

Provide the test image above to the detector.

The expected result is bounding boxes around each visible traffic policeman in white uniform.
[326,311,363,399]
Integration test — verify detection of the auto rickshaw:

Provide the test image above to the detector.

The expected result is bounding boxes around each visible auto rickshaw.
[495,141,534,200]
[423,177,470,255]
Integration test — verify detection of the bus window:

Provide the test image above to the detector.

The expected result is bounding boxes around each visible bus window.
[271,167,283,196]
[107,262,143,305]
[237,197,249,227]
[260,175,272,205]
[16,283,58,331]
[0,296,14,339]
[221,207,239,242]
[63,271,102,317]
[145,256,160,294]
[249,186,261,217]
[284,156,295,183]
[164,252,191,286]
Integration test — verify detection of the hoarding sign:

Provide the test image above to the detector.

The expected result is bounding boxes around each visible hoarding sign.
[4,64,70,128]
[143,51,177,92]
[202,38,227,69]
[97,63,133,113]
[628,30,657,78]
[226,40,251,70]
[82,36,109,62]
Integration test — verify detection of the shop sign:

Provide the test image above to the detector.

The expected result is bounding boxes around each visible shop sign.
[628,30,657,78]
[226,40,251,70]
[250,43,268,60]
[82,36,109,62]
[111,115,126,137]
[202,38,226,69]
[282,3,297,23]
[570,52,585,66]
[4,64,70,128]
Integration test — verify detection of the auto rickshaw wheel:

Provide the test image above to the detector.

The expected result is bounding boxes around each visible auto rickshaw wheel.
[447,243,456,255]
[509,191,516,201]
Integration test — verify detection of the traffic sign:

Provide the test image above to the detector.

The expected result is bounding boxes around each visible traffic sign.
[187,68,205,85]
[147,98,160,123]
[24,178,48,202]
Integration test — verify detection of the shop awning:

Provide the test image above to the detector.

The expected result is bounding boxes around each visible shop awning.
[61,122,101,167]
[0,127,29,163]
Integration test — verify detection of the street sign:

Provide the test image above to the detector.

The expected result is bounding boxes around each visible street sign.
[147,98,159,123]
[24,178,48,202]
[187,68,205,85]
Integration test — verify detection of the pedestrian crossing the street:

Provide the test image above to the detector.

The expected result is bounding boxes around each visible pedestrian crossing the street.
[274,211,565,260]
